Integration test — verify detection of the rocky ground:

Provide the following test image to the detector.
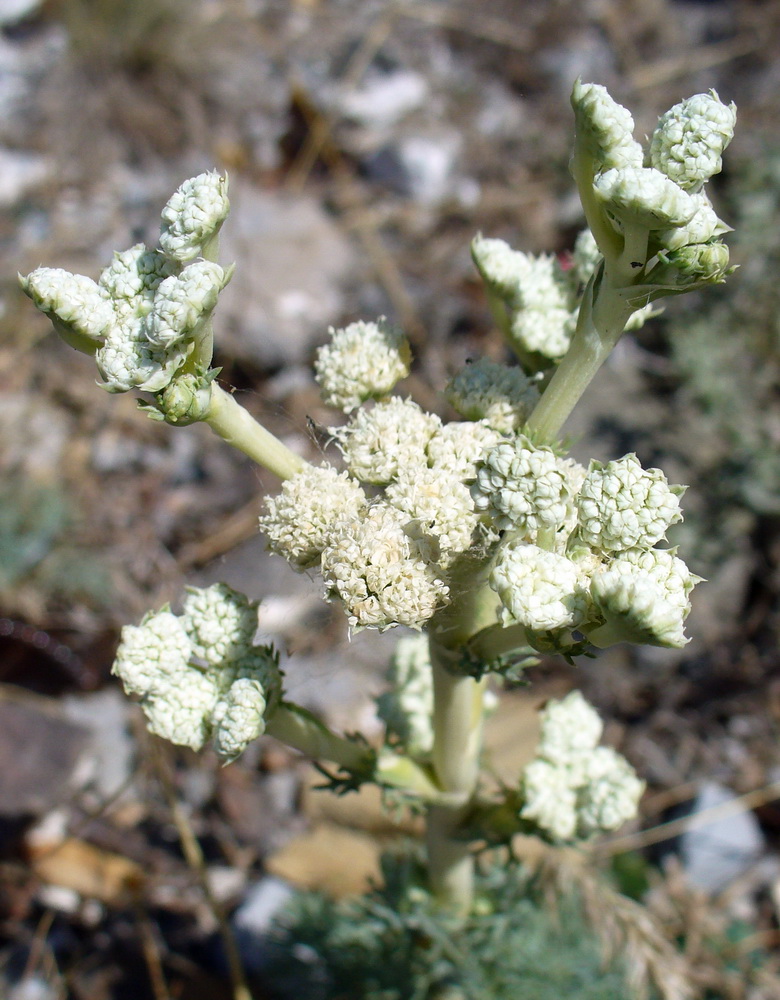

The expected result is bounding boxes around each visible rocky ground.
[2,0,780,997]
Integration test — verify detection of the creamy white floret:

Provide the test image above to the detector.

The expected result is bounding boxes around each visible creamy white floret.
[520,691,644,842]
[212,678,268,761]
[490,540,588,631]
[576,746,645,836]
[471,235,535,299]
[571,228,602,285]
[314,318,411,413]
[144,261,227,349]
[159,171,230,263]
[589,546,700,649]
[445,358,539,433]
[321,503,449,630]
[386,465,480,565]
[21,267,116,343]
[99,244,177,301]
[576,454,684,553]
[594,166,697,230]
[650,91,737,192]
[181,582,259,669]
[96,312,186,393]
[472,438,579,537]
[142,669,220,751]
[112,610,192,698]
[259,464,368,570]
[333,397,441,485]
[521,759,579,841]
[425,420,503,482]
[571,80,644,171]
[537,690,603,766]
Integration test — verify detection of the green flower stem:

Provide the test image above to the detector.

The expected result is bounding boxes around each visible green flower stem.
[203,383,307,480]
[525,274,634,444]
[266,703,374,773]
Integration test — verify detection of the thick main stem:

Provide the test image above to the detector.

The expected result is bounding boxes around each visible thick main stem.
[426,639,487,917]
[204,384,307,480]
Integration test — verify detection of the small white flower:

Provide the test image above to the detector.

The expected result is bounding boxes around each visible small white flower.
[570,80,644,171]
[657,190,730,252]
[589,547,701,648]
[650,91,737,192]
[333,397,441,484]
[537,690,603,766]
[142,669,220,751]
[509,304,575,360]
[472,438,579,537]
[213,678,268,762]
[144,261,228,350]
[490,540,588,631]
[95,312,186,393]
[521,759,578,841]
[314,318,411,413]
[386,465,480,565]
[159,171,230,263]
[99,244,177,302]
[259,464,368,569]
[594,166,697,230]
[321,503,449,630]
[471,234,536,300]
[21,267,115,344]
[576,454,685,553]
[445,358,539,433]
[576,746,645,836]
[181,583,259,670]
[425,420,503,482]
[112,610,191,697]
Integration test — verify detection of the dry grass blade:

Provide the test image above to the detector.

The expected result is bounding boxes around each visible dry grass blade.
[529,846,697,1000]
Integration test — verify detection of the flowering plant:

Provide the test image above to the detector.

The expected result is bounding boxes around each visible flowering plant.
[21,81,736,991]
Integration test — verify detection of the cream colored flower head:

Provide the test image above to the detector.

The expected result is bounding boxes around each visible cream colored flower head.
[332,397,441,484]
[472,437,580,538]
[576,454,685,553]
[650,91,737,192]
[112,584,282,759]
[159,171,230,263]
[320,503,449,631]
[315,318,411,413]
[490,540,589,632]
[260,463,368,570]
[588,546,701,649]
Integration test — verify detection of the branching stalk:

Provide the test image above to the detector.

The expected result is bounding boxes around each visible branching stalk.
[204,383,307,480]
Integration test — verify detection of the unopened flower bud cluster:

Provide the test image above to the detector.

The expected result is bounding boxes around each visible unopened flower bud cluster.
[474,441,699,648]
[21,172,231,396]
[520,691,644,842]
[112,583,282,762]
[572,82,736,286]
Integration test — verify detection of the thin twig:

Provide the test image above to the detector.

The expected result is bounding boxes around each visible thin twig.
[630,33,761,91]
[598,780,780,857]
[134,901,172,1000]
[149,740,253,1000]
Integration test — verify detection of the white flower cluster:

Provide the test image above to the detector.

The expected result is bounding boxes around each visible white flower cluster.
[112,583,282,761]
[572,81,735,284]
[445,356,540,432]
[261,387,505,631]
[476,441,698,648]
[521,691,644,842]
[21,172,232,394]
[471,237,577,360]
[315,318,411,413]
